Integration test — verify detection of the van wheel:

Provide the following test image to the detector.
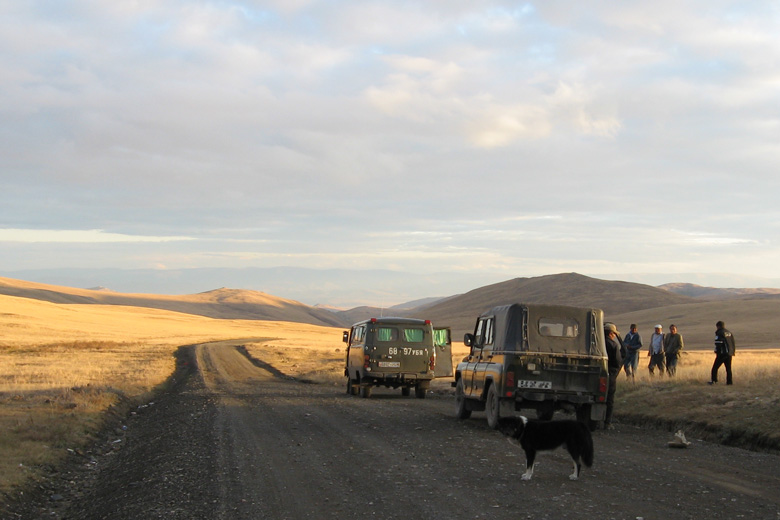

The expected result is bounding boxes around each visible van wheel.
[360,385,372,398]
[486,385,500,429]
[415,386,426,399]
[401,387,411,397]
[455,379,471,419]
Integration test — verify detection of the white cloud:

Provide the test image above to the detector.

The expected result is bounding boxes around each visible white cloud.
[0,229,194,244]
[2,1,780,300]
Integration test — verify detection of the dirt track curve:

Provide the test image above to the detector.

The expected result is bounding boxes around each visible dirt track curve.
[6,340,780,520]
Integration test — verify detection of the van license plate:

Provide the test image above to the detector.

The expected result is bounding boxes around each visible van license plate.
[517,380,552,389]
[378,361,401,368]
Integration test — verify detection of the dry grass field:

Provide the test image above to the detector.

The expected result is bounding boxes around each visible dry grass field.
[614,350,780,450]
[2,283,780,505]
[0,294,343,495]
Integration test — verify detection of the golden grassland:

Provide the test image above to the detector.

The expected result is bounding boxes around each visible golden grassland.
[0,294,342,495]
[614,349,780,449]
[2,292,780,501]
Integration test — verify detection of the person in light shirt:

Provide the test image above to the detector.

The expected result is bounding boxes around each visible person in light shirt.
[647,324,665,376]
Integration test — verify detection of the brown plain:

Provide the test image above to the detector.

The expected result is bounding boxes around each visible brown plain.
[2,274,780,501]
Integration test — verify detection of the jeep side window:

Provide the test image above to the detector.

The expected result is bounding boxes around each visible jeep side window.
[475,317,494,347]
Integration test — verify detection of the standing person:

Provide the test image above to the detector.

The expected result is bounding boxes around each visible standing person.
[648,324,665,376]
[622,324,643,380]
[663,324,684,376]
[604,323,623,430]
[710,320,736,385]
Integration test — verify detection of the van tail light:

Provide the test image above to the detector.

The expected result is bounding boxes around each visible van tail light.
[364,354,370,368]
[505,372,515,397]
[429,356,435,370]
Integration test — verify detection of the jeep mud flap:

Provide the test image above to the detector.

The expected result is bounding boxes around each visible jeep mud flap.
[591,403,606,420]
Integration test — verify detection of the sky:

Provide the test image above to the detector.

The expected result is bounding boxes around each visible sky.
[2,1,780,305]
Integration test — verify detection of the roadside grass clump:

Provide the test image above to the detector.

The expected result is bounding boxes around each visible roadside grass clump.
[0,341,175,494]
[616,349,780,451]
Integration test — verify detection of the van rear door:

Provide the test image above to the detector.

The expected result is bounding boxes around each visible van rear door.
[433,327,453,377]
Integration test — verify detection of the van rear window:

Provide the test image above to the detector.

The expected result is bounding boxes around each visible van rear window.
[376,328,399,341]
[538,318,579,338]
[403,328,424,343]
[376,327,425,342]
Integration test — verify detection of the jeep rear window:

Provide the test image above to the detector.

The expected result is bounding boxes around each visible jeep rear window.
[538,318,579,338]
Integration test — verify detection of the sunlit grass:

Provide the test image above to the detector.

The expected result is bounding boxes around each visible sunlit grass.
[0,341,175,493]
[616,350,780,449]
[0,294,343,497]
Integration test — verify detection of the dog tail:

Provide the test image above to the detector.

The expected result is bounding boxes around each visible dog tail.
[579,422,594,467]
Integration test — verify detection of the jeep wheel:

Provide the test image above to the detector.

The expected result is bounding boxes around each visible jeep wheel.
[486,384,500,429]
[455,379,471,419]
[359,385,372,398]
[401,387,411,397]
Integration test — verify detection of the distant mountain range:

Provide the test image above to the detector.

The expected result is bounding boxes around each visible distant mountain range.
[659,282,780,300]
[4,273,780,349]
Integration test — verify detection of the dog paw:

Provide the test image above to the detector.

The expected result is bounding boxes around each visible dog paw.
[521,473,532,481]
[569,474,579,481]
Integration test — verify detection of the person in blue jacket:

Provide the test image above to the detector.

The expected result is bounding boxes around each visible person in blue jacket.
[622,324,643,380]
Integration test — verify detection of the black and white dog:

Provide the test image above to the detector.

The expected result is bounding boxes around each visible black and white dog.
[499,416,594,480]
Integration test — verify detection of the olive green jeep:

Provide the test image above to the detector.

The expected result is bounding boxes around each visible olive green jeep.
[454,303,609,429]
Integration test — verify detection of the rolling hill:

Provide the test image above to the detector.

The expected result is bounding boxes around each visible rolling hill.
[412,273,695,335]
[2,273,778,349]
[660,282,780,300]
[0,277,348,328]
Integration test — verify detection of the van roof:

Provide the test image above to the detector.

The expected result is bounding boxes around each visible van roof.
[351,317,432,326]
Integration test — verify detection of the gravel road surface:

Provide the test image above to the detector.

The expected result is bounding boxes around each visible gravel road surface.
[7,340,780,520]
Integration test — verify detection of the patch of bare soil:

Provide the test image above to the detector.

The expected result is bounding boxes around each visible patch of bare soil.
[5,341,780,520]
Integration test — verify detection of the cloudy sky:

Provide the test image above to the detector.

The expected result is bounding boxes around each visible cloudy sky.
[2,1,780,303]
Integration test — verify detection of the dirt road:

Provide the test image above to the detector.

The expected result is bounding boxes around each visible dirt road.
[10,341,780,519]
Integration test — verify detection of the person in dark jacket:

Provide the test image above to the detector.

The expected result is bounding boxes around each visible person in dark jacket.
[709,320,736,385]
[604,322,623,429]
[663,324,684,376]
[622,324,643,380]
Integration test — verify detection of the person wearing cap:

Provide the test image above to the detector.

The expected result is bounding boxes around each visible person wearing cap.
[710,320,736,385]
[622,324,643,380]
[663,324,684,376]
[604,322,623,429]
[648,324,665,376]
